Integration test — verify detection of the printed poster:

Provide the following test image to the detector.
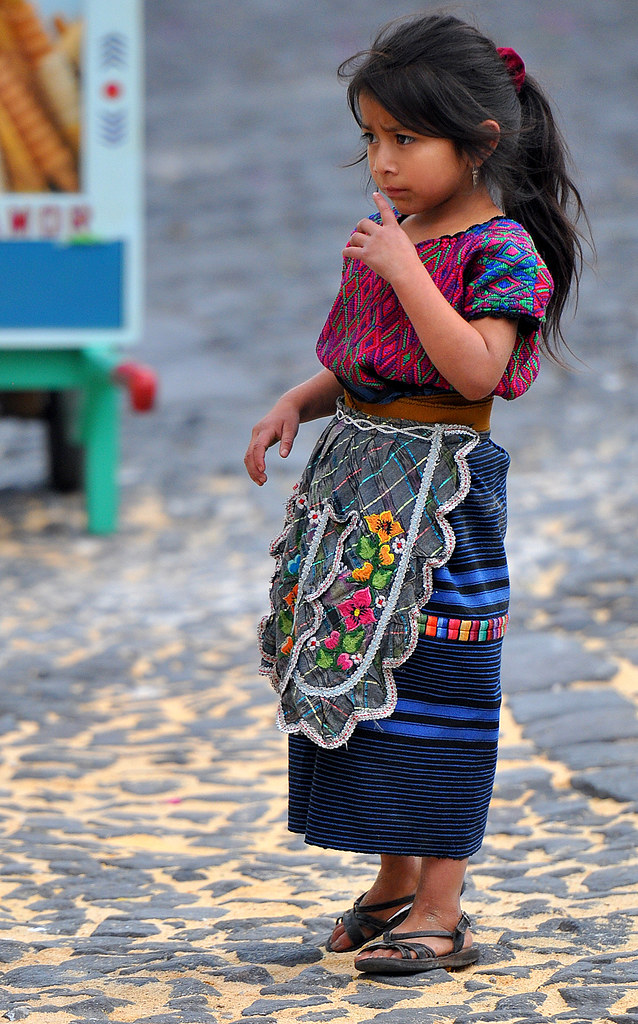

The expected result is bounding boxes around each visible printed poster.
[0,0,143,344]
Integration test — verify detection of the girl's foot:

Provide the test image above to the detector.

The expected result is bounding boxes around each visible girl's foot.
[354,909,474,966]
[354,855,471,966]
[354,910,476,973]
[327,890,416,952]
[327,856,421,952]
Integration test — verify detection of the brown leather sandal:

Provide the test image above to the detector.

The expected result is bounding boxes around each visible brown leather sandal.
[325,890,415,953]
[354,911,478,973]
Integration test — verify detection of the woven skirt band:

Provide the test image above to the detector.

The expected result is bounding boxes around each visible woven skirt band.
[344,391,493,431]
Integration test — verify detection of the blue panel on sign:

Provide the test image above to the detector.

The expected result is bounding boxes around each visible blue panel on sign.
[0,240,123,328]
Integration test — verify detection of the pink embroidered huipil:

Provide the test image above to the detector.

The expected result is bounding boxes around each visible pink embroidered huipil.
[317,215,553,403]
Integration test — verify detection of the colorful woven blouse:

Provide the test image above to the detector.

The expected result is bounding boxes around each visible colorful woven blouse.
[316,215,554,401]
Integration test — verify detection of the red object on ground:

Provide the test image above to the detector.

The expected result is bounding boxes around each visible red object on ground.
[113,362,157,412]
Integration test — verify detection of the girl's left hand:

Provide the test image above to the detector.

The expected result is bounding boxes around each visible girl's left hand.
[343,192,421,284]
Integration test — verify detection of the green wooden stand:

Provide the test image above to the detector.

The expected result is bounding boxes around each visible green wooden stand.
[0,347,121,534]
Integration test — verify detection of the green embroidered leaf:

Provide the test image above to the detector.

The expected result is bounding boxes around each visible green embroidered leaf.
[371,570,392,590]
[357,535,377,560]
[278,610,294,636]
[342,628,365,654]
[316,649,335,669]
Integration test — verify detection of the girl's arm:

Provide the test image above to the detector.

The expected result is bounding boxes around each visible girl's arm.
[345,194,517,401]
[245,368,343,485]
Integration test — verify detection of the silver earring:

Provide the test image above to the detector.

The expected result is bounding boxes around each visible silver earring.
[472,166,480,189]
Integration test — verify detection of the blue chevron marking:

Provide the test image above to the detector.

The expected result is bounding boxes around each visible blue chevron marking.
[98,111,128,145]
[100,33,128,68]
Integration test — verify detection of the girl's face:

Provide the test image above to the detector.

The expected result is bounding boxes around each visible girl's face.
[358,93,473,221]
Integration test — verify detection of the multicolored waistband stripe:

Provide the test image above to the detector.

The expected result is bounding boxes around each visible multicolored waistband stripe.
[417,613,509,643]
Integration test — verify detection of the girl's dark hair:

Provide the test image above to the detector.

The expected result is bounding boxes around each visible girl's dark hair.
[338,13,587,358]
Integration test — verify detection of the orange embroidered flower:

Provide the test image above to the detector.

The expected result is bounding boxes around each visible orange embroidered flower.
[283,584,298,610]
[281,636,294,655]
[352,561,373,582]
[364,510,404,542]
[379,544,394,566]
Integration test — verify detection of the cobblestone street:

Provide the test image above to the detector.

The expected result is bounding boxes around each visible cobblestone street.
[0,1,636,1022]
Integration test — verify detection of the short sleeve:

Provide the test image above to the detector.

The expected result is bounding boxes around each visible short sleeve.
[463,226,553,326]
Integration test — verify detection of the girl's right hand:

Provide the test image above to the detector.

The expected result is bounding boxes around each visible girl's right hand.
[244,399,300,486]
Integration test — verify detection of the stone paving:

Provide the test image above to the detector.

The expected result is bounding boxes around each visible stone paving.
[0,1,637,1022]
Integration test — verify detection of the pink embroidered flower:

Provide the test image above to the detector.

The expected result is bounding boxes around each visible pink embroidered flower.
[392,537,406,554]
[337,587,376,631]
[337,653,353,671]
[375,595,387,609]
[324,629,341,650]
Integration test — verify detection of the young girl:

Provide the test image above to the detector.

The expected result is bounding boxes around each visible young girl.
[245,13,584,975]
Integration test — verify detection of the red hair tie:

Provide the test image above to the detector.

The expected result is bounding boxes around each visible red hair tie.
[497,46,526,93]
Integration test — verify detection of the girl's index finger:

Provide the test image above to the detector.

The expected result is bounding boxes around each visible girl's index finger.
[373,191,398,225]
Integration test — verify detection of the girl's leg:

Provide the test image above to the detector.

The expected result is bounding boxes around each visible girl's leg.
[354,855,472,963]
[328,854,422,952]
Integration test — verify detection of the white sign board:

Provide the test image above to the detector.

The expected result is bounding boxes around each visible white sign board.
[0,0,143,345]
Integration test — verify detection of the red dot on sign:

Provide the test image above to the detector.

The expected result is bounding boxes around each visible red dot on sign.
[103,81,123,99]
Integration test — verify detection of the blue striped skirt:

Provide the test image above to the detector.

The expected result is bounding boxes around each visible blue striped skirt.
[288,435,510,858]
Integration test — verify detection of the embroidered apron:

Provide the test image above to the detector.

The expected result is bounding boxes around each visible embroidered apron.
[259,399,480,749]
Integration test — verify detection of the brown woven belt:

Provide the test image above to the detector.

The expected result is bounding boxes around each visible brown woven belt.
[343,391,493,431]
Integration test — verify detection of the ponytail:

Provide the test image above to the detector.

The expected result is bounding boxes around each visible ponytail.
[502,74,588,358]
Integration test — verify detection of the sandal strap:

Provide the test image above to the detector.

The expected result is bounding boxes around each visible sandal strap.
[353,891,416,914]
[362,936,438,961]
[339,909,368,946]
[387,912,471,942]
[452,911,472,953]
[340,892,414,948]
[365,913,473,959]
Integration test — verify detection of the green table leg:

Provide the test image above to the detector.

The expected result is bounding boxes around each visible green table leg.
[0,347,123,534]
[79,349,121,535]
